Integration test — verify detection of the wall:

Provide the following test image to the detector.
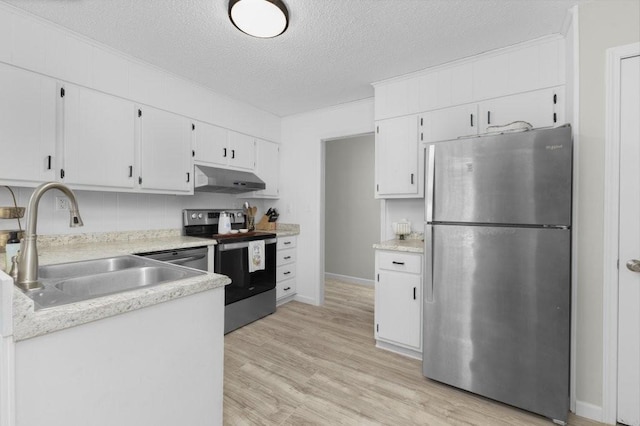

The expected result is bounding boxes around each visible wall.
[277,99,375,305]
[0,187,263,235]
[383,199,424,240]
[575,0,640,415]
[325,134,379,283]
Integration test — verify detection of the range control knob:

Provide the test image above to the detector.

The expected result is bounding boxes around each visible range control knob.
[191,213,197,219]
[198,213,203,219]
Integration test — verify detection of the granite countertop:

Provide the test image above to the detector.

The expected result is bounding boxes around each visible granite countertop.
[5,231,230,341]
[373,238,424,254]
[273,223,300,238]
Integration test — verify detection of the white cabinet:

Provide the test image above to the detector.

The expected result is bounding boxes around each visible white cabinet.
[193,124,255,171]
[246,139,279,199]
[0,64,56,185]
[60,84,136,190]
[276,236,297,304]
[375,115,422,198]
[375,250,423,355]
[477,86,564,133]
[421,103,478,143]
[422,87,564,143]
[137,105,193,194]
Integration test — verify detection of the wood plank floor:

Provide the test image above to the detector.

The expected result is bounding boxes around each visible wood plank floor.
[224,279,604,426]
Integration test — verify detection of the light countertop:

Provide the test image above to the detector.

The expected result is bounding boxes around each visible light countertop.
[5,232,230,341]
[373,239,424,254]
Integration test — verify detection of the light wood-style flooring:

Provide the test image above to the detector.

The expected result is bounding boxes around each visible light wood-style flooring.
[224,279,604,426]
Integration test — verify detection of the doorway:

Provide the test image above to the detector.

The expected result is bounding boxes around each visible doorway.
[323,134,379,286]
[603,43,640,426]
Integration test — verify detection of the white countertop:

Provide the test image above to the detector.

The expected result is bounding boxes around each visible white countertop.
[6,234,230,341]
[373,239,424,254]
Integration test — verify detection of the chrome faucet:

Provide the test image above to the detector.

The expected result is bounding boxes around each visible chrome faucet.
[16,182,83,291]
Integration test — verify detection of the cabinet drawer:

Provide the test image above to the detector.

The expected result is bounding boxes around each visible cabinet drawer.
[377,251,422,274]
[277,236,296,250]
[277,249,296,266]
[277,265,296,282]
[276,278,296,300]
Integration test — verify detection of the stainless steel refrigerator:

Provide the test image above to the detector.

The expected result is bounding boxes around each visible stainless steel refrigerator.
[423,124,572,423]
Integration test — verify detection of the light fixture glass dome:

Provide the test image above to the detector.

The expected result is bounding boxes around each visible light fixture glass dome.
[229,0,289,39]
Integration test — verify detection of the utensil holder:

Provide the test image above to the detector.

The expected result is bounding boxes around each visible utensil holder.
[247,215,256,231]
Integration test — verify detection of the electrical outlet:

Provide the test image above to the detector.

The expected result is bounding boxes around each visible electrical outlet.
[55,196,69,211]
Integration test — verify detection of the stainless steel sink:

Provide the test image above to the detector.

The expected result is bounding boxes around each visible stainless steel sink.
[24,255,206,310]
[38,256,148,279]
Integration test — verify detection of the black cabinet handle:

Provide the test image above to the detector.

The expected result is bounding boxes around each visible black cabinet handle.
[283,271,291,275]
[47,155,52,170]
[470,114,474,127]
[413,287,416,300]
[284,287,291,291]
[410,173,414,184]
[186,172,190,183]
[223,148,227,157]
[553,113,557,123]
[129,166,133,177]
[392,261,405,265]
[192,150,195,157]
[60,169,65,179]
[284,256,291,260]
[139,176,142,185]
[231,149,235,159]
[487,111,491,125]
[284,241,291,245]
[553,94,558,104]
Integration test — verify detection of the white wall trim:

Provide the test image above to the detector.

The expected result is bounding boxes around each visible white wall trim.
[575,400,603,423]
[602,41,640,426]
[567,4,579,415]
[325,273,374,287]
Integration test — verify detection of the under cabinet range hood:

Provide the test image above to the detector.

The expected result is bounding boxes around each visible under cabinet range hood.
[194,165,265,194]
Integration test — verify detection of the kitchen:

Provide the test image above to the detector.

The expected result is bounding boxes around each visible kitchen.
[1,1,639,425]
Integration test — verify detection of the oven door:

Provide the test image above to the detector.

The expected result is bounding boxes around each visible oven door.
[215,238,276,305]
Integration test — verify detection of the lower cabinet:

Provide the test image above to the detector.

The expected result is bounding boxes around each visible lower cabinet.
[374,250,423,358]
[276,235,297,304]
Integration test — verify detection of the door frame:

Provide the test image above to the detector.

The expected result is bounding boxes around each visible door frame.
[602,41,640,425]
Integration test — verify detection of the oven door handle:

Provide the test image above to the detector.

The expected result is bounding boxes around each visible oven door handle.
[217,238,277,251]
[161,255,206,264]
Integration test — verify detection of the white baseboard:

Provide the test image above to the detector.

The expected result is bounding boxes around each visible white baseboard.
[293,294,319,306]
[325,273,374,287]
[375,340,422,360]
[575,400,605,424]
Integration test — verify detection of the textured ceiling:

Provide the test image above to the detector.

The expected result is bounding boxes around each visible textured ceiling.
[3,0,585,116]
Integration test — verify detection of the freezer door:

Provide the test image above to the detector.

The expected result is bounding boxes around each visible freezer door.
[423,225,571,422]
[433,125,572,226]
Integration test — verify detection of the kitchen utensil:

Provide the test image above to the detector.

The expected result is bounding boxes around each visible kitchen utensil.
[218,212,232,234]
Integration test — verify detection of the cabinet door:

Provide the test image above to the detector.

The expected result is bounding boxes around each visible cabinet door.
[193,122,228,167]
[375,115,419,197]
[62,85,135,189]
[228,131,255,170]
[376,270,421,349]
[138,106,192,193]
[249,139,279,198]
[423,103,478,143]
[478,87,563,133]
[0,64,56,184]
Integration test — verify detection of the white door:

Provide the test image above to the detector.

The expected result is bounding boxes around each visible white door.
[193,121,228,167]
[618,54,640,426]
[375,115,419,196]
[376,270,421,349]
[423,103,478,143]
[228,131,255,170]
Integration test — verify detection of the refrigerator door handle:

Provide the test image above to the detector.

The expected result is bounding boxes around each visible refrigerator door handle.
[425,145,435,223]
[424,223,434,303]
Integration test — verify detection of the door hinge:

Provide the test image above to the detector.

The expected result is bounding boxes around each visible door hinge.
[553,113,557,123]
[60,169,65,179]
[192,150,195,157]
[192,123,195,131]
[377,273,379,281]
[138,176,142,185]
[617,259,620,269]
[376,126,379,133]
[376,184,379,192]
[60,87,65,98]
[420,117,423,126]
[376,324,379,332]
[420,133,423,141]
[138,109,142,118]
[553,93,558,104]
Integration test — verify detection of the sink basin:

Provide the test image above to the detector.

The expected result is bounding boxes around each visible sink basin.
[25,255,206,310]
[39,256,148,279]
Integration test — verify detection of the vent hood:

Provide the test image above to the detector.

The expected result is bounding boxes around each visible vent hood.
[194,165,265,194]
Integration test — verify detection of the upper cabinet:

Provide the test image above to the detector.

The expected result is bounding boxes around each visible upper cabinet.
[60,84,135,190]
[194,124,255,171]
[0,64,56,185]
[245,139,280,199]
[137,105,193,194]
[373,37,565,121]
[375,115,423,198]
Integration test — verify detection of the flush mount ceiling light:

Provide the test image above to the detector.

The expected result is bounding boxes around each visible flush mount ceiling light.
[228,0,289,38]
